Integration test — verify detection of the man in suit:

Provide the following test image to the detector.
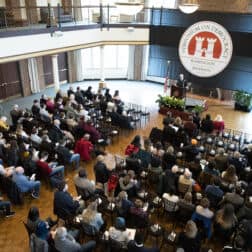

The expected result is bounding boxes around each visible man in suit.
[128,232,159,252]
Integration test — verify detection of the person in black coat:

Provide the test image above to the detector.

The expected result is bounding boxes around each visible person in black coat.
[53,181,82,219]
[31,100,40,119]
[128,232,159,252]
[94,155,110,185]
[201,114,214,134]
[48,120,65,143]
[177,220,201,252]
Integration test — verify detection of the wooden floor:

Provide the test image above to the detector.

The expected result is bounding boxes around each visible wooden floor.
[0,91,251,252]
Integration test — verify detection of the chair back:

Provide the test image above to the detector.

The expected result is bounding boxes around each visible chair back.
[23,221,33,240]
[109,238,124,252]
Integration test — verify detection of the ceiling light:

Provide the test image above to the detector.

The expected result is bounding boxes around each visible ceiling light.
[179,0,199,14]
[115,1,143,15]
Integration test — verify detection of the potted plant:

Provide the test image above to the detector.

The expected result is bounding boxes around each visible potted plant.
[156,95,185,111]
[233,90,252,112]
[192,104,205,114]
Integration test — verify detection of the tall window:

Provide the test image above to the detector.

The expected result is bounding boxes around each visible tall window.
[81,45,129,79]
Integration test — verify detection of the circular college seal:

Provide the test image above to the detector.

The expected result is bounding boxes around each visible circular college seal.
[179,21,233,78]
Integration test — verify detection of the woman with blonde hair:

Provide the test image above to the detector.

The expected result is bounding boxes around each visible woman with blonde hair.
[177,220,201,252]
[82,201,105,232]
[213,114,225,133]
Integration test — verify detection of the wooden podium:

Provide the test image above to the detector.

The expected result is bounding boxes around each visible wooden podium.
[170,85,186,99]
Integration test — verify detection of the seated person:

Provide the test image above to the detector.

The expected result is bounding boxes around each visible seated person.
[205,177,224,207]
[195,197,214,219]
[214,203,237,240]
[12,166,41,199]
[94,155,110,186]
[30,128,42,145]
[56,139,80,169]
[177,220,201,252]
[31,99,40,118]
[203,160,220,177]
[115,191,133,217]
[82,120,101,143]
[53,181,84,218]
[162,146,176,171]
[109,217,129,248]
[178,169,194,194]
[130,199,148,219]
[74,134,93,162]
[81,201,105,233]
[118,174,137,198]
[178,192,195,218]
[162,188,179,212]
[213,114,225,133]
[36,151,64,187]
[181,139,199,162]
[219,187,244,210]
[54,226,96,252]
[214,148,229,172]
[0,116,9,131]
[125,135,141,156]
[0,192,15,217]
[200,114,214,134]
[74,169,95,196]
[0,163,14,177]
[128,232,159,252]
[221,165,238,185]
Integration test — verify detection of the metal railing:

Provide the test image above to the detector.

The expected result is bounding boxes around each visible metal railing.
[0,4,154,32]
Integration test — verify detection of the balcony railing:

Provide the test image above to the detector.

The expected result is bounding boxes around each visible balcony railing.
[0,4,153,32]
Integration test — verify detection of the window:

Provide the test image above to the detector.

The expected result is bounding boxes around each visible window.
[81,45,129,79]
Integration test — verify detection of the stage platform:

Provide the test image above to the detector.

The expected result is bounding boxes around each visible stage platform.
[185,97,207,110]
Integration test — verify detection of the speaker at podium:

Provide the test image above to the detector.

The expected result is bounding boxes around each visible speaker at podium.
[170,85,186,99]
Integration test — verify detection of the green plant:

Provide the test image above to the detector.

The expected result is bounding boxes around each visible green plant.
[156,94,185,110]
[233,90,252,108]
[192,104,205,114]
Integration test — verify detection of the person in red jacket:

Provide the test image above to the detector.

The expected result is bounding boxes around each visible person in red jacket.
[125,135,141,156]
[74,134,93,161]
[36,151,64,187]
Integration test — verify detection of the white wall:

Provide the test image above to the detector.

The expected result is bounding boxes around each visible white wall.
[0,27,149,63]
[0,0,5,7]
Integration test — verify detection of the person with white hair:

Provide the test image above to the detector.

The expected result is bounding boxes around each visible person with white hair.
[178,168,194,194]
[54,226,96,252]
[0,116,9,131]
[94,155,110,185]
[213,114,225,134]
[12,166,41,199]
[10,104,23,127]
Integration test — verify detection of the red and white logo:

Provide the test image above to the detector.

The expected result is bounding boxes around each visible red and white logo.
[179,21,233,78]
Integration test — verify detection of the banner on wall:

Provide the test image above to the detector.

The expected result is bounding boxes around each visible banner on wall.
[179,21,233,78]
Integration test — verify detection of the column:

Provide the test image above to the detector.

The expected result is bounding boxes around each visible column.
[28,58,40,93]
[52,54,60,92]
[100,45,105,83]
[127,45,135,80]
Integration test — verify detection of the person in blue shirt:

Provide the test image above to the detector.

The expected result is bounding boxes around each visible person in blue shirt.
[12,166,41,198]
